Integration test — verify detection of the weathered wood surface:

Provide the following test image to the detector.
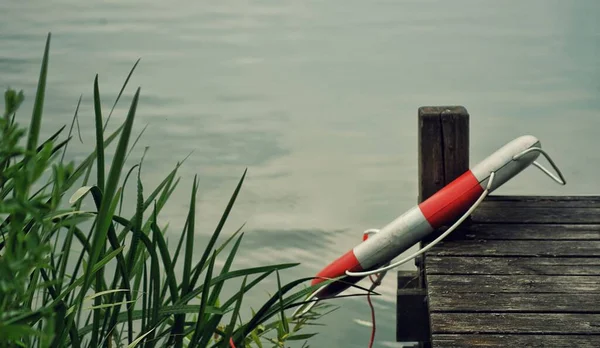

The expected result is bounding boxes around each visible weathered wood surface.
[432,334,600,348]
[458,224,600,240]
[472,206,600,224]
[484,195,600,207]
[427,256,600,275]
[426,240,600,257]
[425,195,600,347]
[429,292,600,312]
[430,313,600,334]
[472,196,600,224]
[428,274,600,293]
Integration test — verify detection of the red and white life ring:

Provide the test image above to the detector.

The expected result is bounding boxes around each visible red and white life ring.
[311,135,545,298]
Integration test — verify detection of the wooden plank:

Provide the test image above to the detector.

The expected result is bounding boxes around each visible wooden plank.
[459,224,600,240]
[429,292,600,313]
[426,240,600,257]
[430,313,600,334]
[427,274,600,293]
[485,195,600,208]
[471,206,600,224]
[432,334,600,348]
[425,256,600,275]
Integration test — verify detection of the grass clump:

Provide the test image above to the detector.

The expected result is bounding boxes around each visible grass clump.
[0,32,339,348]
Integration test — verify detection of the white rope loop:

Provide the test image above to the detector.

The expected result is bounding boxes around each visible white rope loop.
[513,147,566,185]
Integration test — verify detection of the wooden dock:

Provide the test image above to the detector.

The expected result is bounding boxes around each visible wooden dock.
[396,107,600,347]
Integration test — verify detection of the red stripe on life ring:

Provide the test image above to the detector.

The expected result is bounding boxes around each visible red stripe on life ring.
[418,170,483,229]
[311,249,363,286]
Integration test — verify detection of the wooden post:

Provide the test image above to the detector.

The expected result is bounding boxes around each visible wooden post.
[396,106,470,347]
[396,271,429,345]
[418,106,470,203]
[418,106,470,243]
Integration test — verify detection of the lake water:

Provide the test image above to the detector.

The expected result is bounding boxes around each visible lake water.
[2,0,600,347]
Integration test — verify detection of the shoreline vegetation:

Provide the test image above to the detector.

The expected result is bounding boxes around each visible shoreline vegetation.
[0,32,368,348]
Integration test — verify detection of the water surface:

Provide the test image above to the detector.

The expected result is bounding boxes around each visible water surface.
[2,1,600,346]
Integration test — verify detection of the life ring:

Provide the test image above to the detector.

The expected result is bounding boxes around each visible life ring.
[310,135,560,299]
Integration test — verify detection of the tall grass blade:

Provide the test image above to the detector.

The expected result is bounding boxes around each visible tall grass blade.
[221,276,247,348]
[142,163,180,213]
[118,164,138,215]
[85,299,137,311]
[85,185,134,343]
[93,74,105,192]
[189,169,246,287]
[81,87,139,304]
[197,314,223,348]
[125,124,148,162]
[127,328,155,348]
[36,125,65,153]
[104,58,140,130]
[63,122,124,191]
[127,163,144,274]
[86,289,131,300]
[220,272,272,311]
[179,263,298,306]
[60,94,83,164]
[172,175,198,347]
[181,175,197,296]
[169,212,187,273]
[188,223,245,289]
[141,258,149,345]
[119,163,140,215]
[206,233,244,313]
[151,214,178,303]
[276,271,290,335]
[89,268,104,347]
[26,33,50,158]
[106,160,145,344]
[188,252,216,347]
[148,225,161,346]
[104,215,135,344]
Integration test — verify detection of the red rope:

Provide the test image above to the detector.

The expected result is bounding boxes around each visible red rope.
[229,337,236,348]
[366,290,376,348]
[367,275,378,348]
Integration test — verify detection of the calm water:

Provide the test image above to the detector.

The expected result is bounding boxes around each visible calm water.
[2,0,600,346]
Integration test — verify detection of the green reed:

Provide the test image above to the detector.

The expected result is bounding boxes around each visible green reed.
[0,32,366,348]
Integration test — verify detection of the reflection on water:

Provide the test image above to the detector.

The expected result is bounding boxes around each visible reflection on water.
[2,0,600,346]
